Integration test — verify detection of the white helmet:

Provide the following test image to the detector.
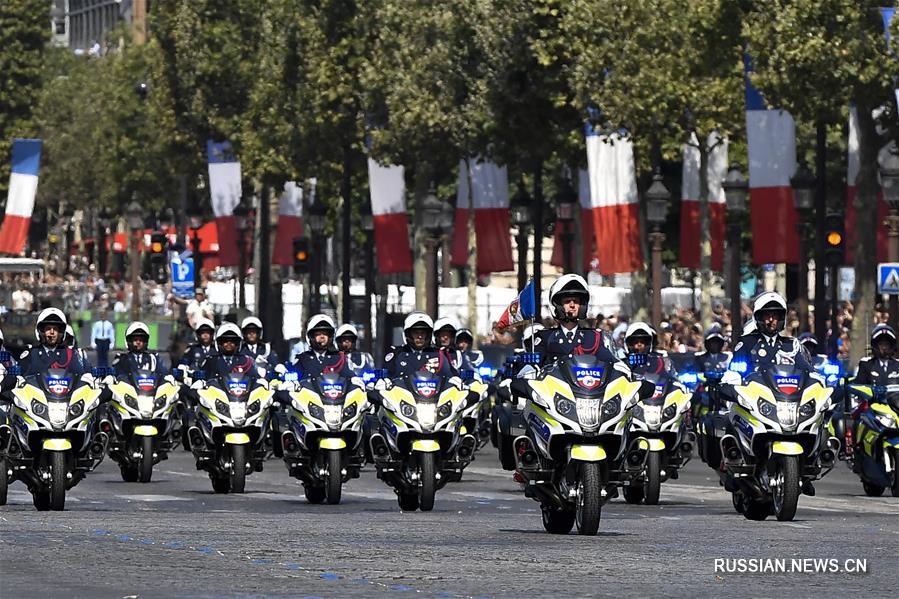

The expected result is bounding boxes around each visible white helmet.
[625,322,657,352]
[335,324,358,339]
[433,317,459,333]
[522,323,545,346]
[548,274,589,322]
[194,317,215,333]
[126,321,151,338]
[403,311,433,344]
[64,325,76,347]
[35,307,67,342]
[752,291,787,334]
[215,322,243,352]
[742,319,757,335]
[241,316,263,334]
[306,314,336,339]
[455,328,474,344]
[0,327,4,345]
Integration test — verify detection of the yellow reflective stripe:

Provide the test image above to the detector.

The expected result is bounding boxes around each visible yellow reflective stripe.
[14,406,36,426]
[883,437,899,449]
[42,438,72,451]
[732,405,761,427]
[772,441,803,455]
[412,439,440,452]
[739,381,776,403]
[871,403,897,417]
[460,425,468,435]
[133,425,158,436]
[224,432,250,444]
[570,444,606,461]
[319,437,346,450]
[531,404,561,428]
[531,376,574,401]
[646,438,665,451]
[847,384,873,397]
[604,376,640,402]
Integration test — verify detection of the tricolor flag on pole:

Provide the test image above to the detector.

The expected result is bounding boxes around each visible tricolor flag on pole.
[273,181,304,266]
[745,61,799,264]
[679,132,728,271]
[496,280,537,330]
[451,159,514,274]
[0,139,42,255]
[207,140,242,267]
[845,107,888,263]
[586,129,643,275]
[368,158,412,274]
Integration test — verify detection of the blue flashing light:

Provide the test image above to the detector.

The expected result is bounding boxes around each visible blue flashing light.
[678,372,699,385]
[478,365,493,378]
[282,371,299,382]
[521,353,541,365]
[729,360,748,374]
[361,371,376,384]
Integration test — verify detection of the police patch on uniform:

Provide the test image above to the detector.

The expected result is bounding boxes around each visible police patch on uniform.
[385,352,394,362]
[733,342,742,352]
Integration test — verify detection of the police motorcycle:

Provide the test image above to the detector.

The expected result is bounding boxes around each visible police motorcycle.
[0,361,110,510]
[511,353,650,535]
[459,368,493,451]
[719,361,839,521]
[278,370,369,504]
[367,370,476,511]
[186,324,276,493]
[624,355,694,505]
[841,384,899,497]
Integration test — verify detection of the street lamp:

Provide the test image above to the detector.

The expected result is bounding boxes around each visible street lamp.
[554,181,578,274]
[233,201,251,312]
[645,171,670,331]
[187,205,204,291]
[98,208,111,277]
[307,196,327,312]
[421,183,452,319]
[791,162,815,334]
[509,185,532,291]
[360,202,375,353]
[723,163,748,340]
[880,150,899,329]
[126,199,144,320]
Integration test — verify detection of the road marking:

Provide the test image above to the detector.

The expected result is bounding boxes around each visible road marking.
[783,522,812,529]
[158,469,194,477]
[114,494,190,502]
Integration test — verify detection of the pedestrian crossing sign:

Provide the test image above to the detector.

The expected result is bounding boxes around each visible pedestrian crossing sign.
[878,263,899,295]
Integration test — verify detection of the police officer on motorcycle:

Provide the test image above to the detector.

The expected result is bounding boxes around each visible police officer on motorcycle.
[623,322,674,377]
[0,328,18,370]
[240,316,281,373]
[181,318,217,374]
[202,323,257,380]
[335,324,374,375]
[112,322,167,379]
[384,312,457,378]
[692,325,732,373]
[798,332,828,371]
[533,274,619,366]
[731,292,812,372]
[853,324,899,384]
[16,308,92,378]
[292,315,355,379]
[455,328,485,371]
[434,317,464,370]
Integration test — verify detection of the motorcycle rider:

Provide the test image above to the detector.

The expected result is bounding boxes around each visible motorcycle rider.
[292,315,355,379]
[533,274,620,367]
[202,323,257,380]
[0,328,18,370]
[434,317,464,370]
[691,325,732,373]
[455,328,485,371]
[15,308,92,379]
[853,324,899,385]
[240,316,282,374]
[384,312,457,378]
[731,292,812,372]
[111,321,167,379]
[335,324,374,375]
[181,318,217,374]
[64,324,92,367]
[798,332,828,371]
[623,321,673,377]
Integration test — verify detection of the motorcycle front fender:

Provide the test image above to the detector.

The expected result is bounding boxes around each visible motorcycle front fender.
[42,438,72,451]
[771,441,803,456]
[569,444,606,462]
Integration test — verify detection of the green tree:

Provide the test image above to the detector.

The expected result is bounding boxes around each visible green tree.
[743,0,898,363]
[0,0,50,199]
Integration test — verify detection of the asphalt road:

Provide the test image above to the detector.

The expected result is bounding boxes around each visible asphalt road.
[1,446,896,598]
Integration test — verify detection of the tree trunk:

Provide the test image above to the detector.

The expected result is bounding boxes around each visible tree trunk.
[412,167,430,312]
[849,102,880,365]
[698,137,713,332]
[465,159,478,347]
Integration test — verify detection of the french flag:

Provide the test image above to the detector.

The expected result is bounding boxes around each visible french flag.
[206,140,242,267]
[368,158,412,274]
[845,107,887,264]
[586,128,643,275]
[272,181,304,266]
[451,159,514,274]
[679,132,728,271]
[745,65,799,264]
[0,139,42,255]
[496,280,536,330]
[551,170,597,271]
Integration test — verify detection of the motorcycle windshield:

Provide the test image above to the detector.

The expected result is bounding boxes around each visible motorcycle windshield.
[132,369,157,397]
[765,365,804,401]
[317,373,347,405]
[224,373,251,402]
[408,371,441,403]
[42,368,73,400]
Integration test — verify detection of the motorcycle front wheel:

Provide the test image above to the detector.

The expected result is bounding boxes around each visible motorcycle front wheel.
[418,452,437,512]
[138,436,154,483]
[0,457,8,506]
[575,462,602,535]
[891,449,899,498]
[229,445,246,494]
[48,451,67,511]
[325,449,343,505]
[772,455,800,522]
[644,451,662,505]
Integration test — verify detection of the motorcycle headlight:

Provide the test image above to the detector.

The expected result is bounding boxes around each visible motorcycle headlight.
[437,402,452,420]
[798,400,816,419]
[307,402,325,421]
[661,404,677,421]
[400,401,416,419]
[342,403,357,419]
[31,399,47,417]
[555,398,575,417]
[154,396,167,410]
[247,400,261,416]
[643,405,661,427]
[68,401,84,418]
[877,412,897,428]
[602,397,620,418]
[215,399,231,417]
[124,394,139,410]
[631,404,644,421]
[758,399,777,419]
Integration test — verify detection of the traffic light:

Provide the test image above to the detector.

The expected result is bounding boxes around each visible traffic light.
[293,237,310,274]
[149,231,168,283]
[823,212,844,266]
